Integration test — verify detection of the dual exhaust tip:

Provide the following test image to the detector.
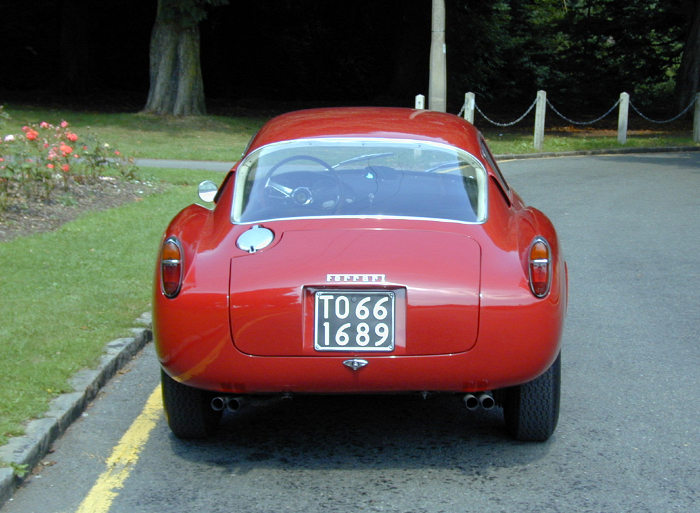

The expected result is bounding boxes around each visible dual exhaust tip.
[214,393,494,412]
[463,393,495,411]
[211,396,246,412]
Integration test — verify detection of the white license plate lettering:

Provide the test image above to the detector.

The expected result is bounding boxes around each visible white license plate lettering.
[315,291,395,352]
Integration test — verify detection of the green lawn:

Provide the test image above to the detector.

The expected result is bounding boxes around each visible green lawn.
[0,168,221,447]
[3,105,267,161]
[484,130,697,155]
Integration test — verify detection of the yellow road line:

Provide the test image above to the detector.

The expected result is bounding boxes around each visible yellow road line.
[75,385,162,513]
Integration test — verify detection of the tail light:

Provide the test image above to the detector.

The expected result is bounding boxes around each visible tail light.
[529,237,551,298]
[160,237,183,298]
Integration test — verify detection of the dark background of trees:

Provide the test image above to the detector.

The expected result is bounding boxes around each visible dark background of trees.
[1,0,697,117]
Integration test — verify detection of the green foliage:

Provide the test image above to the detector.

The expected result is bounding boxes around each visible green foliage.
[10,462,29,478]
[450,0,689,114]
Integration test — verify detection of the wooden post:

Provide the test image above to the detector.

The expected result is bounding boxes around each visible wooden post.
[534,90,546,151]
[694,92,700,143]
[618,92,630,144]
[464,92,475,123]
[428,0,446,112]
[415,94,425,110]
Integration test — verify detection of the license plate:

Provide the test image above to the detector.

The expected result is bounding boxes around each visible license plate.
[314,290,395,352]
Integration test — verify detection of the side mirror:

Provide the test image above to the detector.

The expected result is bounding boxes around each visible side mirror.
[198,180,218,203]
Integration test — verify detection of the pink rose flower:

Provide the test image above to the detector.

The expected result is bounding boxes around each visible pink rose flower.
[60,121,69,128]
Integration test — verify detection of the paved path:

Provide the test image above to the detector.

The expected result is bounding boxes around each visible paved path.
[134,158,234,172]
[2,153,699,513]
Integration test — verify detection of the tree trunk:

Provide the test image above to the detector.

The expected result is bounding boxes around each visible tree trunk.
[675,0,700,110]
[144,0,206,116]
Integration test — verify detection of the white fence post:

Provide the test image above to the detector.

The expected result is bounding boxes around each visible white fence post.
[428,0,447,112]
[618,92,630,144]
[534,90,546,151]
[464,92,475,123]
[415,94,425,110]
[694,92,700,143]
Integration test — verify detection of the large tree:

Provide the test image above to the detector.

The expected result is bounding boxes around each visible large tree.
[144,0,226,116]
[675,0,700,109]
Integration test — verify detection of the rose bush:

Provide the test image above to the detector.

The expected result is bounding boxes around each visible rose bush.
[0,106,137,213]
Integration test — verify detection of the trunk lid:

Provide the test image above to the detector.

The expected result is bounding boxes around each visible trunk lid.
[230,228,480,356]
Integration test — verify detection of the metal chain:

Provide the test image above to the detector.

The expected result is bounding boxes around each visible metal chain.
[546,98,621,126]
[629,97,697,124]
[458,94,697,127]
[472,98,538,127]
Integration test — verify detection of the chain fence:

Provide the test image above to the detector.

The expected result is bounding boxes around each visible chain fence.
[546,98,621,126]
[629,98,697,124]
[460,93,697,128]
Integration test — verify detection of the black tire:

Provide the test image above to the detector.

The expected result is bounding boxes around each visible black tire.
[502,352,561,441]
[161,369,221,439]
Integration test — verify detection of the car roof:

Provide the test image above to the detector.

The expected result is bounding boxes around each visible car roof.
[246,107,483,155]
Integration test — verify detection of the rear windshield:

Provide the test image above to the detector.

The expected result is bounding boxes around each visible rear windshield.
[232,138,487,224]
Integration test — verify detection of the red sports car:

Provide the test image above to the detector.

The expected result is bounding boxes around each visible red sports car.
[154,107,567,441]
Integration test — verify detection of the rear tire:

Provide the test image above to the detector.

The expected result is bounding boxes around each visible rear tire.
[161,369,221,439]
[502,353,561,441]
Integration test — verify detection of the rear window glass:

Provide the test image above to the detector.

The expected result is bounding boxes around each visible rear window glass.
[232,138,488,224]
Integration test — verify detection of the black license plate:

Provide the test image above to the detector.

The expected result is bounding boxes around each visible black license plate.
[314,290,395,352]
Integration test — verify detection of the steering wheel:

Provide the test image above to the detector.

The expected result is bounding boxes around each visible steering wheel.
[264,155,342,211]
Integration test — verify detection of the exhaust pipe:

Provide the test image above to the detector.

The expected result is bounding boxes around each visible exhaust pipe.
[478,393,495,410]
[463,394,479,411]
[211,396,247,412]
[226,396,246,412]
[211,396,226,411]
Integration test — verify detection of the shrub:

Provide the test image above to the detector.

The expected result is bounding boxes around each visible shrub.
[0,106,137,213]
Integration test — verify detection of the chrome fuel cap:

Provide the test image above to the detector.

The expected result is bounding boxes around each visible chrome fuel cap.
[237,225,274,253]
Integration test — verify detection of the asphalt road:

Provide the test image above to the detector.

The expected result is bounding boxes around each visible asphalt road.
[3,153,699,513]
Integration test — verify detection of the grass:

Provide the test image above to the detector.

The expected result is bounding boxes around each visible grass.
[3,104,697,162]
[0,167,221,447]
[3,104,267,161]
[484,129,697,155]
[0,104,697,453]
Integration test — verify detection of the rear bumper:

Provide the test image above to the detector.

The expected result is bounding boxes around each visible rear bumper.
[155,300,563,394]
[161,350,560,394]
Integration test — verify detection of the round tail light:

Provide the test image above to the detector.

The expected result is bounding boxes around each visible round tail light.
[529,237,551,298]
[160,237,183,298]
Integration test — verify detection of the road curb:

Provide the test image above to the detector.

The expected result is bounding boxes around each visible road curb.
[0,312,153,508]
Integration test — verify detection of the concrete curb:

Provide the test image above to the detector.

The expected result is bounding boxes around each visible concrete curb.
[0,312,153,508]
